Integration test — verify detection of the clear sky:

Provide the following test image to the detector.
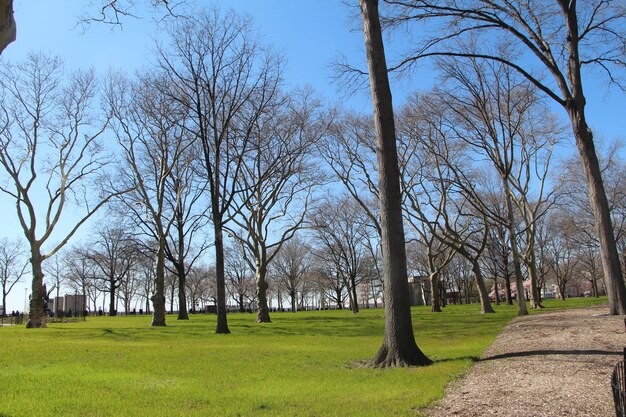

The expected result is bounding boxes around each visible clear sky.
[1,0,625,312]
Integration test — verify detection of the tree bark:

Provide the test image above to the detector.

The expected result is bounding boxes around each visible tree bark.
[350,276,359,314]
[151,237,167,326]
[175,206,189,320]
[430,272,441,312]
[526,247,543,309]
[25,246,46,328]
[109,277,117,316]
[360,0,431,368]
[213,218,230,333]
[0,0,14,55]
[471,260,495,314]
[176,261,189,320]
[502,180,528,316]
[561,6,626,315]
[256,264,271,322]
[569,113,626,314]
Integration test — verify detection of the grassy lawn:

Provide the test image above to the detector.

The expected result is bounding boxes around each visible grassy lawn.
[0,297,607,417]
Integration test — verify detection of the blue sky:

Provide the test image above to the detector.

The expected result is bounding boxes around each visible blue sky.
[1,1,625,311]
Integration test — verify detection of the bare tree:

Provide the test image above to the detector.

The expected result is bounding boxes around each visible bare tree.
[0,237,27,316]
[224,245,256,313]
[311,197,372,314]
[163,151,211,320]
[359,0,431,367]
[158,8,281,333]
[80,0,182,26]
[87,226,136,316]
[397,96,458,312]
[226,89,326,323]
[321,113,381,236]
[383,0,626,315]
[44,253,66,316]
[108,71,195,326]
[0,53,125,327]
[398,92,494,314]
[64,245,98,313]
[272,237,312,312]
[545,213,581,300]
[435,56,562,313]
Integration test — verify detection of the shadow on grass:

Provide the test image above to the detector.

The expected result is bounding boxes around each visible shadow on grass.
[482,349,622,361]
[432,355,481,365]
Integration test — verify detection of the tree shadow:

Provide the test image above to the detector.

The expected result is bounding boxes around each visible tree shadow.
[432,355,481,364]
[481,349,623,361]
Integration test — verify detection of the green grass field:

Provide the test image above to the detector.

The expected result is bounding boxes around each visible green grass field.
[0,297,607,417]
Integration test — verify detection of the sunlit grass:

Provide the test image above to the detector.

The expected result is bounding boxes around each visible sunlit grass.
[0,297,607,417]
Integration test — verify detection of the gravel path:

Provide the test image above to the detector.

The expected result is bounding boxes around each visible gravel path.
[426,305,625,417]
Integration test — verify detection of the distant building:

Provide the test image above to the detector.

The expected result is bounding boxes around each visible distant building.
[48,294,85,316]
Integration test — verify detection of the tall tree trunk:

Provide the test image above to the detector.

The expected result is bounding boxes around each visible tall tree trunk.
[213,218,230,333]
[26,247,46,328]
[360,0,431,368]
[176,261,189,320]
[109,278,117,316]
[350,276,359,314]
[569,113,626,314]
[502,181,528,315]
[151,237,167,326]
[526,247,543,309]
[471,260,495,314]
[562,9,626,315]
[176,210,189,320]
[256,263,271,323]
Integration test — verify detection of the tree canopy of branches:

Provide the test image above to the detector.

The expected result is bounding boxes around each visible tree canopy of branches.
[382,0,626,315]
[158,8,282,333]
[226,89,326,323]
[0,237,26,316]
[0,53,126,327]
[108,72,196,326]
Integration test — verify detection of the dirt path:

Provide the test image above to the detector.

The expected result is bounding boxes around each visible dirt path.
[426,305,625,417]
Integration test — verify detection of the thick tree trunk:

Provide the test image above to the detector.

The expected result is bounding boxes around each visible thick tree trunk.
[430,272,441,312]
[0,0,15,55]
[290,288,297,312]
[109,279,117,316]
[569,112,626,315]
[176,261,189,320]
[350,276,359,314]
[471,260,495,314]
[213,219,230,333]
[561,9,626,315]
[25,247,46,328]
[360,0,431,368]
[175,209,189,320]
[151,237,167,326]
[256,264,271,323]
